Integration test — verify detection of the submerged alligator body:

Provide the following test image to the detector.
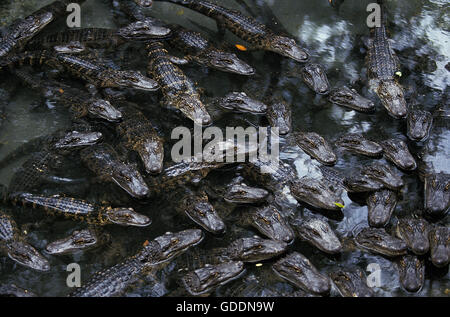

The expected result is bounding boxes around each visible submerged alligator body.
[154,0,309,62]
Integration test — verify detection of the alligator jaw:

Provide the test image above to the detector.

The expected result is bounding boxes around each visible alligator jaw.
[105,207,151,227]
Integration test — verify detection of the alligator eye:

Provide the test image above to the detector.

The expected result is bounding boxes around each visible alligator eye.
[219,59,233,65]
[432,180,436,188]
[444,183,449,191]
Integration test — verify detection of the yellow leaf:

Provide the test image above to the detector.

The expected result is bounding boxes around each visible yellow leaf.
[235,44,247,51]
[334,202,345,208]
[395,71,402,77]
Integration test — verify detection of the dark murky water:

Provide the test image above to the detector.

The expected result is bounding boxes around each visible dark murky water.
[0,0,448,297]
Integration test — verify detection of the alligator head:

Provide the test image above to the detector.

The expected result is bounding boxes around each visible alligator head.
[329,269,374,297]
[290,178,344,211]
[406,110,433,142]
[87,99,122,122]
[395,217,430,255]
[267,36,309,63]
[272,252,331,296]
[117,19,171,40]
[245,206,295,243]
[6,241,50,271]
[362,162,404,190]
[101,70,159,91]
[11,12,54,44]
[135,136,164,175]
[424,173,449,217]
[203,50,255,75]
[300,63,330,95]
[366,189,397,228]
[174,93,212,126]
[223,183,269,204]
[381,138,417,171]
[295,131,337,165]
[216,92,267,114]
[354,227,407,257]
[376,79,407,118]
[111,164,150,198]
[226,236,287,262]
[294,217,342,254]
[104,207,151,226]
[397,255,425,293]
[53,131,103,149]
[329,86,375,113]
[45,229,98,255]
[336,133,383,157]
[181,261,245,295]
[429,226,449,268]
[181,191,226,234]
[143,229,204,265]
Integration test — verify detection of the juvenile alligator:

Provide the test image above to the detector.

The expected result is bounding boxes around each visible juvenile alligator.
[294,131,337,166]
[221,180,269,204]
[0,210,50,271]
[208,91,267,116]
[292,217,342,254]
[428,226,449,268]
[329,268,374,297]
[80,143,149,198]
[241,205,295,243]
[423,172,449,217]
[366,0,407,118]
[10,192,151,226]
[153,0,309,62]
[354,227,407,257]
[335,133,383,158]
[12,68,122,122]
[366,189,397,228]
[329,86,375,113]
[395,217,430,255]
[406,110,433,142]
[266,97,292,135]
[116,104,164,175]
[344,162,403,193]
[381,138,417,171]
[1,50,159,91]
[272,252,331,296]
[180,261,245,295]
[45,228,105,255]
[167,24,255,75]
[26,21,171,52]
[396,255,425,293]
[69,229,204,297]
[146,41,212,125]
[300,63,330,95]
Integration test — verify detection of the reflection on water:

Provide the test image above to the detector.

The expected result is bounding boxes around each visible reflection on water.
[0,0,448,297]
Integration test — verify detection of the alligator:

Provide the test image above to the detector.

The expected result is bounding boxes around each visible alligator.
[428,226,449,268]
[354,227,407,257]
[240,205,295,243]
[292,217,342,254]
[406,109,433,142]
[208,91,267,116]
[396,255,425,293]
[1,50,159,91]
[153,0,309,62]
[45,228,106,255]
[329,268,374,297]
[173,188,226,234]
[300,63,330,95]
[294,131,337,166]
[167,24,255,75]
[219,179,269,204]
[329,86,375,113]
[80,143,149,198]
[116,104,164,175]
[26,20,171,52]
[366,189,397,228]
[180,261,245,295]
[69,229,204,297]
[395,217,430,255]
[272,252,331,296]
[0,209,50,271]
[366,0,407,118]
[381,138,417,171]
[0,284,36,297]
[335,133,383,158]
[344,162,404,193]
[12,68,123,122]
[10,192,151,226]
[266,97,292,135]
[423,172,449,217]
[175,236,288,272]
[146,40,212,125]
[290,177,345,211]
